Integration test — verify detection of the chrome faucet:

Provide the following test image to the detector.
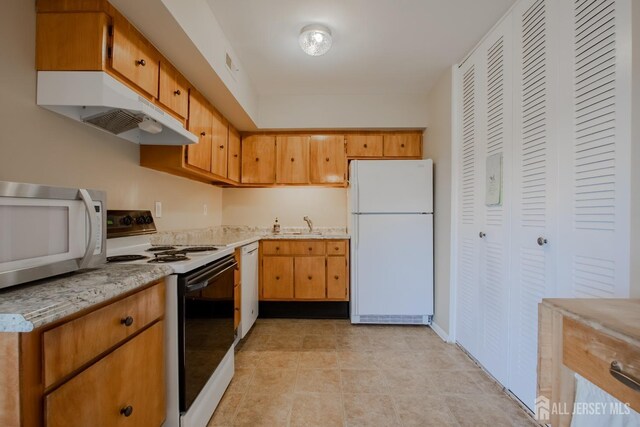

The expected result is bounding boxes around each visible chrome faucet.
[303,216,313,233]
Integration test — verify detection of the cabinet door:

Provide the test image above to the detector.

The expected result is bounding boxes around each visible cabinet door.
[186,91,213,172]
[309,135,346,184]
[345,134,383,157]
[227,126,241,182]
[276,136,309,184]
[242,136,276,184]
[294,257,326,299]
[327,256,348,300]
[111,16,160,98]
[45,321,165,427]
[383,134,422,157]
[262,256,293,299]
[211,110,228,177]
[158,61,189,119]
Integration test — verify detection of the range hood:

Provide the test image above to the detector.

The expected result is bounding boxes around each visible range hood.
[37,71,198,145]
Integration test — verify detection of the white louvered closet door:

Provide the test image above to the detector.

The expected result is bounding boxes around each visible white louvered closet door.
[555,0,632,299]
[475,15,513,387]
[455,54,483,357]
[508,0,558,410]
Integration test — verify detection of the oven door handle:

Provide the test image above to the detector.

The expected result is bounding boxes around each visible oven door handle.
[184,260,238,292]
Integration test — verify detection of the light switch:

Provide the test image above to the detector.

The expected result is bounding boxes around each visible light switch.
[155,201,162,218]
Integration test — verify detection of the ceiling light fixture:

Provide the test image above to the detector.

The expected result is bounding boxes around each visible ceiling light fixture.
[299,24,332,56]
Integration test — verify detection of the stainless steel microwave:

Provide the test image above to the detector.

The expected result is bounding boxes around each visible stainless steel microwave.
[0,181,106,289]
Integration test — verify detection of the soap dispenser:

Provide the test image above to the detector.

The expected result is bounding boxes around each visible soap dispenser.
[272,217,281,234]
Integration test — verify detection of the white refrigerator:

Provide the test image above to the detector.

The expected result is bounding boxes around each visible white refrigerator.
[349,159,434,324]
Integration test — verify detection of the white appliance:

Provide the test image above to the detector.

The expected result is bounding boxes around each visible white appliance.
[239,242,259,339]
[37,71,198,146]
[0,181,105,289]
[349,160,434,324]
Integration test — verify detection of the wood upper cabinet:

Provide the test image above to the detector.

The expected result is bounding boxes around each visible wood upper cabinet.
[262,257,294,299]
[294,257,326,299]
[346,134,383,157]
[158,61,189,119]
[309,135,346,184]
[242,136,276,184]
[227,126,241,182]
[276,136,309,184]
[45,321,165,427]
[211,110,229,177]
[36,12,110,71]
[186,90,213,172]
[383,133,422,157]
[111,15,160,98]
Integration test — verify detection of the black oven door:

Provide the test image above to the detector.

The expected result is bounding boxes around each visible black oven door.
[178,254,237,412]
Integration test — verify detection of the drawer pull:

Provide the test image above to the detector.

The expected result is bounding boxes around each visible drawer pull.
[120,406,133,417]
[610,361,640,392]
[275,247,280,251]
[135,59,146,66]
[334,246,339,251]
[121,316,134,327]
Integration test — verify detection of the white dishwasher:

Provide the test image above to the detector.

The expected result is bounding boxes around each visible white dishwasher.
[239,242,259,338]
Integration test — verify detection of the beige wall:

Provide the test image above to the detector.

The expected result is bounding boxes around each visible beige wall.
[423,68,454,336]
[631,1,640,298]
[0,0,222,232]
[222,188,347,228]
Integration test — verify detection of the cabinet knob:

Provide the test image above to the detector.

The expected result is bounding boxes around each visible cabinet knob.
[233,154,238,158]
[219,145,224,149]
[275,246,280,251]
[334,246,339,251]
[121,316,134,327]
[363,144,368,148]
[275,276,280,280]
[174,89,181,96]
[120,406,133,417]
[334,275,339,280]
[308,275,312,280]
[291,157,295,162]
[479,232,486,238]
[200,131,206,137]
[325,157,330,162]
[135,59,146,66]
[537,237,548,246]
[401,143,405,148]
[308,247,312,251]
[255,157,260,162]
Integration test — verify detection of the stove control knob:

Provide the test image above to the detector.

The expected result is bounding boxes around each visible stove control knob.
[145,215,154,224]
[121,215,133,226]
[136,216,145,225]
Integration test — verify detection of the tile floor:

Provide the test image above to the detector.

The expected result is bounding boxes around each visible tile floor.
[208,319,539,427]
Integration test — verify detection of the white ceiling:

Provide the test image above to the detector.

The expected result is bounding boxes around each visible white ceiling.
[207,0,516,97]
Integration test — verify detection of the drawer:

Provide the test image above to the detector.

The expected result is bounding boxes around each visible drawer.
[563,317,640,412]
[346,135,383,157]
[262,240,293,255]
[326,240,347,255]
[43,282,165,388]
[45,321,165,427]
[290,241,325,255]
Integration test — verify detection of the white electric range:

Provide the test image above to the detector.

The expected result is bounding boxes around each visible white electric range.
[106,211,236,427]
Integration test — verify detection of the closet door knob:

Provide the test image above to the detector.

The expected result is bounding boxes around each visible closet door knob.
[479,232,486,238]
[537,237,548,246]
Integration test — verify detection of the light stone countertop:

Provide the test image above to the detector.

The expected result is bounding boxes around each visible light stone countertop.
[151,226,350,247]
[0,264,172,333]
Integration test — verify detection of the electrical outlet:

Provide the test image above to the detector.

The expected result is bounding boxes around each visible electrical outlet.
[155,201,162,218]
[203,204,208,215]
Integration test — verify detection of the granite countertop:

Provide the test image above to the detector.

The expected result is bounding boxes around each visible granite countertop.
[0,264,172,333]
[542,298,640,348]
[151,226,350,247]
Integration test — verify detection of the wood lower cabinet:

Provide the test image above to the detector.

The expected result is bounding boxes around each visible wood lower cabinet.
[346,134,383,157]
[0,281,166,427]
[260,240,349,301]
[309,135,346,184]
[383,133,422,157]
[242,136,276,184]
[45,321,165,427]
[228,126,241,182]
[276,136,309,184]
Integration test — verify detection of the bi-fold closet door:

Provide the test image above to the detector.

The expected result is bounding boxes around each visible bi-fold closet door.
[454,0,632,411]
[455,15,513,387]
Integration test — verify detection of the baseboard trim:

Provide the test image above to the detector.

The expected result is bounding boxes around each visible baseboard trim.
[430,321,451,342]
